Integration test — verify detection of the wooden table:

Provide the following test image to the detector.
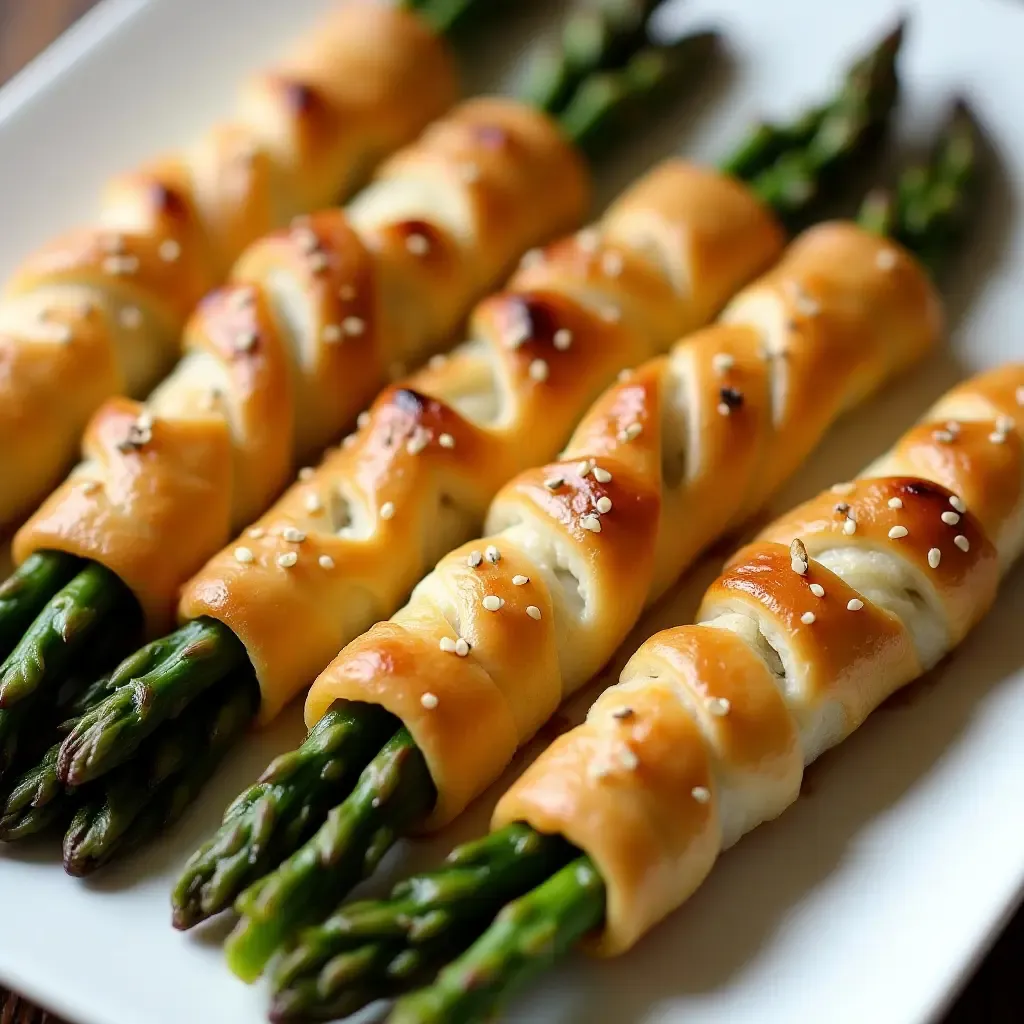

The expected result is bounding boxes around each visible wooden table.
[0,1,1021,1021]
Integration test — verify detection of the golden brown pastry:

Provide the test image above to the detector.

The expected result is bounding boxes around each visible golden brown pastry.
[306,222,942,828]
[494,364,1024,956]
[0,1,458,528]
[180,161,785,722]
[15,99,589,632]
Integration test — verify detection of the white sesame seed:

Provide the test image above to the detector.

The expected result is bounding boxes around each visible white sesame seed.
[596,496,613,514]
[406,234,430,256]
[691,786,711,804]
[339,284,357,301]
[486,545,501,564]
[950,495,967,513]
[305,493,323,514]
[847,598,864,612]
[619,422,643,443]
[282,527,306,543]
[707,696,731,717]
[955,534,971,552]
[888,497,904,509]
[717,402,732,417]
[482,595,504,612]
[876,248,898,271]
[576,227,600,253]
[322,324,343,344]
[439,637,457,653]
[941,511,961,526]
[617,368,634,382]
[468,550,483,568]
[989,430,1007,444]
[234,546,255,564]
[888,525,909,540]
[357,412,371,430]
[235,329,258,353]
[946,420,962,435]
[248,527,265,539]
[577,460,592,477]
[712,352,735,375]
[844,518,857,535]
[790,538,809,576]
[997,414,1016,434]
[159,239,181,262]
[343,316,366,337]
[580,513,602,533]
[529,359,550,383]
[299,467,315,481]
[619,747,639,771]
[277,552,298,568]
[119,306,142,330]
[319,555,335,570]
[439,433,455,449]
[810,583,825,598]
[928,547,942,569]
[342,434,357,449]
[553,328,573,351]
[601,250,624,277]
[592,466,612,484]
[406,431,430,456]
[454,637,471,657]
[933,429,955,444]
[544,476,565,491]
[420,692,439,710]
[831,482,855,495]
[512,575,529,586]
[380,502,395,521]
[801,611,816,625]
[526,605,542,620]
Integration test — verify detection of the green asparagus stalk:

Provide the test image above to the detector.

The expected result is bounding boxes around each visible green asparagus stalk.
[171,700,397,929]
[0,552,81,664]
[0,743,69,840]
[345,103,984,1024]
[62,672,258,875]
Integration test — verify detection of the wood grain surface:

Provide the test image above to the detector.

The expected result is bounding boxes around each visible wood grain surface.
[0,2,1020,1022]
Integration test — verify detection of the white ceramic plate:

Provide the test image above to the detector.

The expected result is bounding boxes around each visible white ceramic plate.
[2,1,1024,1022]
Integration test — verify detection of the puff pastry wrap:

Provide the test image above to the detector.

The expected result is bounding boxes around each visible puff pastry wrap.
[15,99,591,632]
[180,162,787,722]
[0,0,457,529]
[491,364,1024,957]
[305,222,943,838]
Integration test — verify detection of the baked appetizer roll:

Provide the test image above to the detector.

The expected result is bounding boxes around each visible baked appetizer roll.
[0,0,459,528]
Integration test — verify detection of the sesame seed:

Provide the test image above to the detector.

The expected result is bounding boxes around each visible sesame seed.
[512,575,529,586]
[612,706,634,720]
[235,329,258,353]
[941,511,961,526]
[707,696,731,717]
[876,248,898,271]
[357,412,371,429]
[234,546,255,564]
[596,496,613,514]
[848,598,864,611]
[319,555,335,569]
[553,329,573,351]
[691,786,711,804]
[282,527,306,543]
[989,430,1008,444]
[420,692,439,710]
[322,324,342,344]
[576,227,600,253]
[844,517,857,535]
[618,422,643,443]
[601,250,624,277]
[339,284,357,301]
[592,466,612,484]
[468,550,483,568]
[342,434,357,449]
[298,467,315,481]
[933,429,955,444]
[928,548,942,569]
[529,359,550,382]
[790,538,809,576]
[577,460,592,477]
[544,476,565,491]
[439,637,457,653]
[454,638,471,657]
[439,433,455,449]
[486,545,501,564]
[801,611,816,625]
[888,497,904,509]
[810,583,825,598]
[406,430,430,455]
[955,534,971,552]
[580,513,602,533]
[343,316,366,337]
[617,368,634,382]
[305,493,323,514]
[248,527,265,539]
[888,525,909,540]
[380,502,395,520]
[619,747,639,771]
[277,552,298,568]
[406,234,430,256]
[717,402,731,417]
[831,482,855,495]
[159,239,181,262]
[950,495,967,513]
[712,352,735,375]
[946,420,962,435]
[526,605,542,620]
[482,595,504,612]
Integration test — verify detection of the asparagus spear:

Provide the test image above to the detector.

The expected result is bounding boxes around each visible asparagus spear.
[213,26,907,985]
[0,552,81,664]
[350,104,984,1024]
